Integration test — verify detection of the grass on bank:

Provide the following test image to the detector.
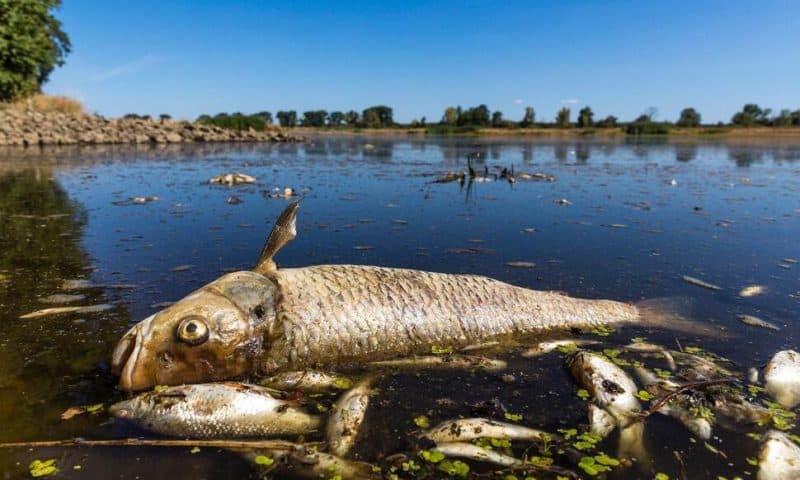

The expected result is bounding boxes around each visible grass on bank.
[0,94,85,115]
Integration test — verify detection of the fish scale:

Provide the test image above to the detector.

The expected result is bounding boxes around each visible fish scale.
[261,265,639,372]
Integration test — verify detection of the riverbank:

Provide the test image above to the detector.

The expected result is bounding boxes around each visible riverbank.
[292,125,800,139]
[0,109,303,146]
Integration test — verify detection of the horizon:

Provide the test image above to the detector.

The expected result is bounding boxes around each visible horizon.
[45,1,799,123]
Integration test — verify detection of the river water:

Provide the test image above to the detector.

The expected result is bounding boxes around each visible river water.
[0,137,798,479]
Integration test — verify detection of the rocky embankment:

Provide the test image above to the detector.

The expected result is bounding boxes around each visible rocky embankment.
[0,110,303,146]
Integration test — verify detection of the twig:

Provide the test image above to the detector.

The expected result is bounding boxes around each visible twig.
[639,378,734,418]
[674,336,684,353]
[0,438,297,450]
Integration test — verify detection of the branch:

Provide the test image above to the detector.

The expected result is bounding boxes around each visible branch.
[640,378,734,418]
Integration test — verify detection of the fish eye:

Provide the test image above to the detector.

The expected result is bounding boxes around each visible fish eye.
[176,316,209,346]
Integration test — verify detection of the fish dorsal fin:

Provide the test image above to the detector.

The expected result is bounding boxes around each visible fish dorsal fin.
[254,200,300,273]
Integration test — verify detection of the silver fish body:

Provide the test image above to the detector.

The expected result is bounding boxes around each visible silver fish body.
[634,367,712,439]
[326,380,372,457]
[758,430,800,480]
[260,370,352,393]
[109,383,320,439]
[423,418,550,443]
[432,442,521,467]
[764,350,800,409]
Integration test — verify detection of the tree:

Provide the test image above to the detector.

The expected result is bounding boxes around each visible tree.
[676,107,701,127]
[442,107,459,125]
[362,109,381,128]
[555,107,571,128]
[521,106,535,127]
[344,110,359,126]
[491,111,504,127]
[0,0,71,101]
[159,114,171,123]
[327,111,345,127]
[361,105,393,127]
[731,103,771,126]
[774,109,792,127]
[276,110,297,127]
[458,104,490,126]
[577,106,594,128]
[301,110,327,127]
[595,115,617,128]
[255,111,273,125]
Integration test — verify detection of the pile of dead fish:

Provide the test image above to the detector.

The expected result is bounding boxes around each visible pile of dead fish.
[105,342,800,479]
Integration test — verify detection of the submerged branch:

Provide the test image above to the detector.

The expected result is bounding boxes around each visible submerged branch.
[640,378,735,418]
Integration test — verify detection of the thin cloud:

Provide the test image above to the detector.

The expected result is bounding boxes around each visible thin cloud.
[513,98,523,105]
[88,55,164,82]
[561,98,579,105]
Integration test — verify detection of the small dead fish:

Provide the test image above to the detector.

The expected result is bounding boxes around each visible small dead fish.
[460,340,500,352]
[625,342,677,371]
[242,443,378,480]
[758,430,800,480]
[432,442,521,467]
[739,314,780,331]
[209,172,256,186]
[553,198,571,205]
[588,404,616,437]
[61,279,94,290]
[170,265,193,272]
[131,196,159,204]
[740,285,766,298]
[505,261,536,269]
[227,195,243,205]
[682,275,721,291]
[40,294,86,304]
[368,355,507,372]
[634,366,712,439]
[261,370,352,393]
[764,350,800,409]
[267,187,297,199]
[423,418,551,443]
[712,390,771,426]
[326,379,371,457]
[109,383,320,439]
[569,351,641,426]
[521,339,599,358]
[672,350,733,380]
[20,304,112,319]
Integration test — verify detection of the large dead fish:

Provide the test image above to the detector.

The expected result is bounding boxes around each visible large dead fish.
[111,202,718,391]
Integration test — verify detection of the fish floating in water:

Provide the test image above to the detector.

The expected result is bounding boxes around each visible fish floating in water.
[764,350,800,409]
[758,430,800,480]
[111,201,717,391]
[109,382,320,439]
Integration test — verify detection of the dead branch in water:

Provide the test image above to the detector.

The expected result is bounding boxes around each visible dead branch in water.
[639,378,735,418]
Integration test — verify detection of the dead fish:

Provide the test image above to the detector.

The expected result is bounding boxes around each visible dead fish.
[625,342,677,371]
[521,339,599,358]
[433,172,466,184]
[20,304,112,319]
[432,442,521,467]
[682,275,721,291]
[242,443,378,480]
[505,261,536,269]
[553,198,571,205]
[423,418,551,443]
[757,430,800,480]
[634,367,712,439]
[61,279,94,290]
[40,294,86,304]
[131,196,159,204]
[227,196,243,205]
[267,187,297,199]
[739,314,780,331]
[109,383,320,439]
[326,379,371,457]
[711,389,771,426]
[368,355,507,372]
[209,173,256,186]
[764,350,800,409]
[588,404,616,438]
[260,370,352,393]
[672,351,734,381]
[111,201,718,391]
[460,340,500,352]
[740,285,766,298]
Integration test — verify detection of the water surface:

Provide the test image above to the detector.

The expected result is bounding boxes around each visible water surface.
[0,137,798,479]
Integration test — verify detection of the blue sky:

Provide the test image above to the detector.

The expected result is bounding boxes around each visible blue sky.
[46,1,799,123]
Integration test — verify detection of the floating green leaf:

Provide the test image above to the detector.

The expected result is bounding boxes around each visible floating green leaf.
[413,415,430,428]
[190,446,200,454]
[654,473,670,480]
[154,385,169,393]
[419,450,445,463]
[527,456,553,467]
[636,390,654,401]
[504,412,523,422]
[332,377,352,390]
[254,455,274,466]
[438,460,469,477]
[745,457,758,466]
[576,389,590,400]
[29,459,58,477]
[431,345,453,355]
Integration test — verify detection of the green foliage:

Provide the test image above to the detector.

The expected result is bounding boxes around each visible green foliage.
[276,110,297,127]
[731,103,772,126]
[158,113,172,122]
[361,105,393,127]
[555,107,571,128]
[301,109,327,127]
[197,112,266,131]
[491,110,504,127]
[577,106,594,128]
[344,110,359,125]
[123,113,151,120]
[625,115,672,135]
[442,107,459,125]
[327,111,345,126]
[676,107,701,127]
[595,115,618,128]
[0,0,70,101]
[520,106,535,127]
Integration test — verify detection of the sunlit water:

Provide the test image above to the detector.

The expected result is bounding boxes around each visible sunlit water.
[0,137,798,479]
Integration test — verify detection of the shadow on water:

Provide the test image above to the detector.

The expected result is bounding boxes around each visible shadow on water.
[0,137,798,478]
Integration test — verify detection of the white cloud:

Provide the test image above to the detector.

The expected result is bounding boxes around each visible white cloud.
[561,98,579,105]
[88,55,164,83]
[513,98,523,104]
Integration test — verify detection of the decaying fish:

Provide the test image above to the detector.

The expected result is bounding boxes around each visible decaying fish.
[326,379,372,457]
[260,370,352,393]
[111,201,717,391]
[422,418,551,443]
[568,351,649,464]
[209,172,256,186]
[738,314,780,331]
[242,443,378,480]
[109,383,320,439]
[368,355,507,372]
[432,442,521,467]
[757,430,800,480]
[20,304,112,319]
[521,339,599,358]
[625,342,677,370]
[634,367,712,439]
[764,350,800,409]
[740,285,766,298]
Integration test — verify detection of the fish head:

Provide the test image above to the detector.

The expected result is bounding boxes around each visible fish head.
[111,271,279,391]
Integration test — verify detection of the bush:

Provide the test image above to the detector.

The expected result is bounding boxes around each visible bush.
[625,121,671,135]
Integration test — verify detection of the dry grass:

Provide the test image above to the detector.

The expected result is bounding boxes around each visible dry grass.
[1,94,85,115]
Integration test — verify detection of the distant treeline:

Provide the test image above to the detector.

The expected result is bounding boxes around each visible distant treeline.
[122,103,800,135]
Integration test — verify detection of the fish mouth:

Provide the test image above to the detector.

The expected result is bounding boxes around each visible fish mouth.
[111,315,156,391]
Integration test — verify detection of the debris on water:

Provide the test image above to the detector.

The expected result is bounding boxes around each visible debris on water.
[554,198,571,205]
[170,264,193,272]
[267,187,297,199]
[60,406,86,420]
[353,245,374,250]
[29,459,58,477]
[20,304,112,319]
[505,261,536,268]
[517,172,555,182]
[606,223,627,228]
[777,263,792,270]
[40,294,86,304]
[669,179,678,186]
[391,219,408,225]
[227,195,243,205]
[209,172,256,186]
[433,172,466,184]
[368,355,507,372]
[445,247,494,255]
[113,196,159,206]
[783,258,798,264]
[682,275,721,290]
[60,279,94,290]
[738,314,780,331]
[460,340,500,352]
[740,285,766,297]
[522,227,537,233]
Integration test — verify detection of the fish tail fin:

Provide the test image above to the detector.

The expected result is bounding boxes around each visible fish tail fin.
[635,297,727,338]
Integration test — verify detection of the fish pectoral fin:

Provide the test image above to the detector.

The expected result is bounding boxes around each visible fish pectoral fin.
[255,200,300,273]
